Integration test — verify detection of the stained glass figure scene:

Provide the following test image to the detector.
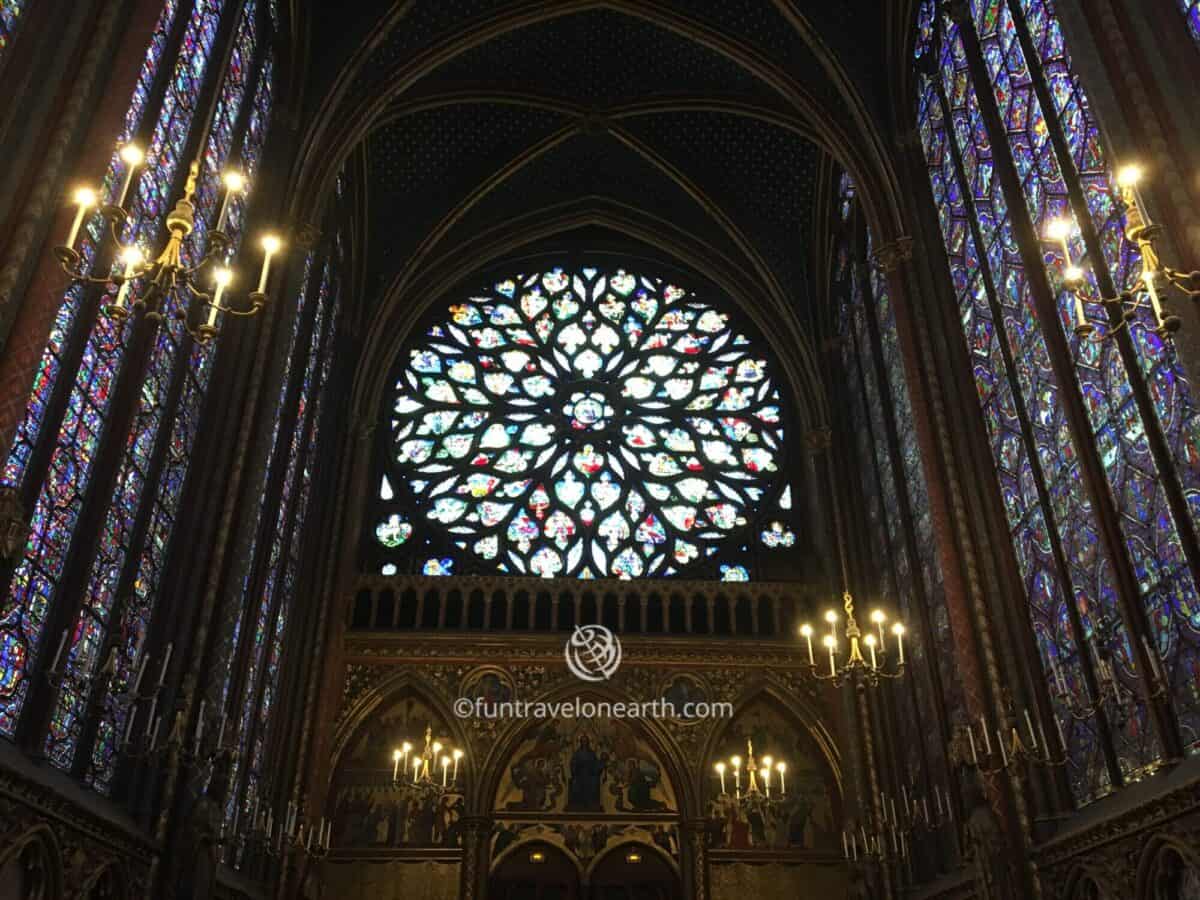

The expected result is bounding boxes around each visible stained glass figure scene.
[382,266,789,579]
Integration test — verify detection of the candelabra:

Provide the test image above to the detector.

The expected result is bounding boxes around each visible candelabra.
[797,592,906,687]
[1043,165,1199,342]
[256,802,332,860]
[392,724,465,795]
[950,702,1068,776]
[54,143,283,346]
[711,738,787,814]
[842,782,954,866]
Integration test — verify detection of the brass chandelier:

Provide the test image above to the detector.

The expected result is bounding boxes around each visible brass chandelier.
[1045,164,1199,343]
[56,147,282,346]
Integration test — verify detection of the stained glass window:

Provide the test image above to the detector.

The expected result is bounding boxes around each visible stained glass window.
[0,0,277,788]
[225,245,340,854]
[1183,0,1200,43]
[375,265,791,580]
[914,0,1200,801]
[0,0,26,64]
[833,174,955,864]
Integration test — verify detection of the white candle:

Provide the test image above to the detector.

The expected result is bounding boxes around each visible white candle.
[803,629,814,666]
[935,785,943,817]
[901,785,910,817]
[206,272,230,329]
[997,730,1008,767]
[851,833,858,861]
[393,752,400,781]
[194,700,206,755]
[65,191,95,249]
[981,718,992,755]
[324,819,332,850]
[717,767,725,794]
[1024,709,1038,750]
[132,652,148,693]
[868,640,878,670]
[922,797,930,822]
[890,797,897,825]
[442,757,450,786]
[266,809,273,837]
[967,725,978,764]
[51,628,68,673]
[257,235,281,293]
[1055,715,1068,751]
[216,713,226,748]
[145,696,158,736]
[157,642,173,686]
[413,757,421,782]
[306,824,313,852]
[778,764,786,796]
[216,172,245,233]
[116,145,143,209]
[453,750,462,782]
[842,831,849,859]
[828,641,837,677]
[149,715,161,749]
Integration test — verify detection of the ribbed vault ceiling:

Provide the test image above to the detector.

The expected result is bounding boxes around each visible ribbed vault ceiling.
[293,0,910,424]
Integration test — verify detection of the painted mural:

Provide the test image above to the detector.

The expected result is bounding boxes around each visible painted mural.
[494,716,677,815]
[704,702,837,851]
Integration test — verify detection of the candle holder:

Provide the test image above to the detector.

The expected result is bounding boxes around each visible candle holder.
[950,713,1066,777]
[797,592,906,688]
[711,738,788,820]
[1042,165,1200,341]
[390,724,466,798]
[256,804,333,860]
[55,150,281,347]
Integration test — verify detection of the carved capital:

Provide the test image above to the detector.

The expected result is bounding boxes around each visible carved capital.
[805,427,833,454]
[295,223,322,251]
[871,237,914,273]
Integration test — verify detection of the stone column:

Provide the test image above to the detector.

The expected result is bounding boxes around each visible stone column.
[459,815,493,900]
[680,819,709,900]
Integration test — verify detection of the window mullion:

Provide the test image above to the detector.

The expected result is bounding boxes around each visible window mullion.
[853,259,956,800]
[951,2,1179,764]
[234,275,334,857]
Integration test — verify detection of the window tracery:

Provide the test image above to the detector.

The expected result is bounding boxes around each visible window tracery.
[373,265,795,581]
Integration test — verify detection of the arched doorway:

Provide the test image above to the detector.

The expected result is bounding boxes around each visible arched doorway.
[491,841,581,900]
[588,842,681,900]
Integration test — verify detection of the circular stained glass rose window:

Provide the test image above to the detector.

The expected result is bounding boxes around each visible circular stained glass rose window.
[386,266,786,579]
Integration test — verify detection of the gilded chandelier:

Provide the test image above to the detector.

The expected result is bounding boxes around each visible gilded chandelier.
[1044,164,1199,343]
[392,724,465,796]
[798,591,905,687]
[712,738,787,810]
[55,142,282,345]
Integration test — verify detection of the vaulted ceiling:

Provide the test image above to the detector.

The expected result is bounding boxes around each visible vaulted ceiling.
[285,1,919,426]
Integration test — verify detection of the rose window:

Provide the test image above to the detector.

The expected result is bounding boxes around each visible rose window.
[383,265,787,579]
